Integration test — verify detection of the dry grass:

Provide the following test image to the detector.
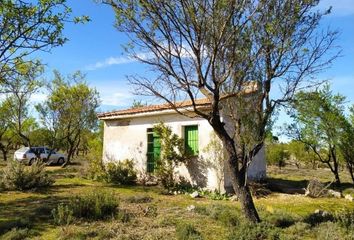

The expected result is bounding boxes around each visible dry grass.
[0,161,353,239]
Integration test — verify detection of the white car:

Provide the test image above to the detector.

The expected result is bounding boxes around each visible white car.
[14,147,66,165]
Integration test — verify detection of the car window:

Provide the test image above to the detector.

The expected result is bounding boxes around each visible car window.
[38,148,45,154]
[18,147,29,152]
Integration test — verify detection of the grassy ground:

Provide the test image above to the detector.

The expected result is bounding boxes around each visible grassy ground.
[0,161,353,240]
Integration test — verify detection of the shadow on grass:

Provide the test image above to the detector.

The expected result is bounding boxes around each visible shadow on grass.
[0,195,68,235]
[267,177,354,195]
[267,178,307,194]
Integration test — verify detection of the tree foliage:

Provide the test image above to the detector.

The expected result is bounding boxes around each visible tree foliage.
[36,71,100,165]
[153,122,185,190]
[338,105,354,183]
[287,85,346,184]
[0,0,88,85]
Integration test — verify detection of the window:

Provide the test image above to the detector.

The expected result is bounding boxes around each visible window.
[146,128,160,172]
[184,125,199,156]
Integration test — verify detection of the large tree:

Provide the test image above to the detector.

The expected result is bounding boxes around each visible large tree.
[3,62,42,147]
[104,0,339,222]
[287,86,346,185]
[338,105,354,183]
[36,71,100,166]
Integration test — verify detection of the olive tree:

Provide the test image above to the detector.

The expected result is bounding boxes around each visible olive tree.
[287,86,346,185]
[104,0,339,222]
[36,71,100,166]
[338,105,354,183]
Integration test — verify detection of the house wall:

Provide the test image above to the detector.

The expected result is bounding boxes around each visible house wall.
[102,112,266,192]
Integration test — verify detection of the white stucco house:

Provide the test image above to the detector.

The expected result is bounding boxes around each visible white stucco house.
[97,89,266,192]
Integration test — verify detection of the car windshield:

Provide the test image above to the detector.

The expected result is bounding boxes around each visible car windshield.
[18,147,29,152]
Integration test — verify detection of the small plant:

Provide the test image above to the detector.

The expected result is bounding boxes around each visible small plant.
[70,191,118,220]
[314,222,349,240]
[104,159,137,185]
[52,203,74,226]
[1,160,54,191]
[52,191,119,222]
[176,223,203,240]
[228,222,280,240]
[153,123,186,191]
[335,209,354,229]
[1,228,30,240]
[265,210,296,228]
[117,209,132,223]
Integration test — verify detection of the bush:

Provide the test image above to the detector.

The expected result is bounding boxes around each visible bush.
[176,223,203,240]
[104,159,137,185]
[314,222,350,240]
[228,222,280,240]
[265,211,296,228]
[70,191,119,220]
[335,210,354,229]
[52,191,119,222]
[52,203,74,226]
[1,160,54,191]
[195,204,240,227]
[1,228,30,240]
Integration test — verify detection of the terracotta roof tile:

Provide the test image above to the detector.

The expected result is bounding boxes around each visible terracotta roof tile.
[97,82,259,119]
[97,98,211,119]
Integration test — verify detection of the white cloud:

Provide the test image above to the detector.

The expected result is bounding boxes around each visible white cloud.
[317,0,354,16]
[85,56,136,71]
[84,53,150,71]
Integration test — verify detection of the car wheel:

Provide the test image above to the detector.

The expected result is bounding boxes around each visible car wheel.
[58,158,64,165]
[29,158,35,166]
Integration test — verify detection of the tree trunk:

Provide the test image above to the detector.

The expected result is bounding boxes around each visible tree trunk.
[226,159,261,223]
[210,115,260,223]
[1,148,7,161]
[347,163,354,183]
[326,160,341,185]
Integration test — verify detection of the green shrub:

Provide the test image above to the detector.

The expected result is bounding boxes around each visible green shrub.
[335,210,354,229]
[282,222,311,240]
[1,160,54,191]
[52,191,119,222]
[117,209,132,223]
[52,203,74,226]
[194,205,208,216]
[228,222,280,240]
[265,211,296,228]
[104,159,137,185]
[176,223,203,240]
[314,222,350,240]
[1,228,30,240]
[216,210,240,227]
[195,204,240,227]
[70,191,118,220]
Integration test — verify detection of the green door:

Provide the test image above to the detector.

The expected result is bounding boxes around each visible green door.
[184,125,199,156]
[147,129,160,172]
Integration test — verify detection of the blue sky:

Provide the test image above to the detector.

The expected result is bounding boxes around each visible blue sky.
[34,0,354,135]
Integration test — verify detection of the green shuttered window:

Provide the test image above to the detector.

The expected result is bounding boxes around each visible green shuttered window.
[146,128,160,172]
[184,125,199,156]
